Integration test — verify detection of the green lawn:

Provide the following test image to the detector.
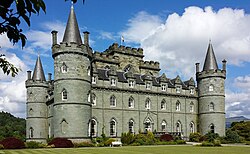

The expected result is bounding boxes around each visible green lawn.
[1,145,250,154]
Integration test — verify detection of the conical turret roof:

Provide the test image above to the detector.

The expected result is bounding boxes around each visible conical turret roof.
[32,55,46,81]
[62,5,82,45]
[202,42,218,71]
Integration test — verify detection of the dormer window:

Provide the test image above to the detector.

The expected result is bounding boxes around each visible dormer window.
[111,78,116,86]
[161,84,166,91]
[62,89,67,100]
[209,85,214,92]
[190,88,194,95]
[61,62,67,73]
[129,80,135,88]
[176,86,181,93]
[92,76,97,84]
[146,82,151,90]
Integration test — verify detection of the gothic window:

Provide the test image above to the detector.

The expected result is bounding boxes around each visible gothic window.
[209,124,215,133]
[29,127,34,138]
[190,102,194,112]
[29,108,34,115]
[92,93,96,106]
[48,124,51,138]
[145,98,151,110]
[128,97,134,108]
[190,122,195,133]
[144,118,152,132]
[209,84,214,92]
[176,121,182,132]
[128,119,134,133]
[90,119,97,137]
[176,101,181,111]
[209,102,214,111]
[92,76,97,84]
[161,120,167,132]
[176,86,181,93]
[146,82,151,90]
[62,89,67,100]
[111,78,116,86]
[110,119,116,136]
[161,99,166,110]
[61,62,67,73]
[61,119,68,134]
[110,95,116,107]
[129,80,135,88]
[190,88,194,94]
[87,66,91,76]
[161,84,166,91]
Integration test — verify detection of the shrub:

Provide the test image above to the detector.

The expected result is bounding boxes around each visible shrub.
[201,141,214,147]
[0,144,4,149]
[160,134,174,142]
[225,129,241,143]
[25,141,42,149]
[74,142,95,147]
[104,138,116,146]
[48,138,73,148]
[189,132,202,142]
[204,132,219,142]
[213,139,221,146]
[0,137,25,149]
[121,132,135,145]
[176,140,186,144]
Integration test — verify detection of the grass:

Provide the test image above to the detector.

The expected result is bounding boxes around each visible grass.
[1,145,250,154]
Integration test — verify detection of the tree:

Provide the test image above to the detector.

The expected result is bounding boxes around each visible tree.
[0,0,83,77]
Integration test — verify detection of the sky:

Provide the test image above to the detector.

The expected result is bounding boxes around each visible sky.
[0,0,250,119]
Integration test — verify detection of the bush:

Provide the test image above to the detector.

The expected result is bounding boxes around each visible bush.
[189,132,202,142]
[104,138,116,146]
[160,134,174,142]
[201,141,214,147]
[25,141,43,149]
[176,140,186,144]
[204,132,219,142]
[0,144,4,149]
[0,137,25,149]
[121,132,135,145]
[225,129,241,143]
[48,138,74,148]
[213,139,221,146]
[74,142,95,147]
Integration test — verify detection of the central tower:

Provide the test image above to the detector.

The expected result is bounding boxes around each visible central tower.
[51,5,92,140]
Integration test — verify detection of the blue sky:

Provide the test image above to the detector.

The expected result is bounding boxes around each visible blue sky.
[0,0,250,118]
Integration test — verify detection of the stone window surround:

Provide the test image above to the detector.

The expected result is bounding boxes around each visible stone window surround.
[62,89,67,100]
[110,95,116,107]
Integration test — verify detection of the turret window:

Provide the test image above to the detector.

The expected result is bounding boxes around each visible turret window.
[61,62,68,73]
[209,124,215,133]
[92,94,96,106]
[176,101,181,111]
[110,95,116,107]
[161,99,166,110]
[128,97,134,108]
[29,127,34,138]
[89,119,97,137]
[87,66,91,76]
[190,102,194,112]
[209,85,214,92]
[92,76,97,84]
[62,89,67,100]
[145,98,151,109]
[209,102,214,111]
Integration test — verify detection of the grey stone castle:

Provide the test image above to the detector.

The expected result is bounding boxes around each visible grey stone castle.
[25,6,226,143]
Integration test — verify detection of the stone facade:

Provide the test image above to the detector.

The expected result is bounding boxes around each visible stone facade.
[25,7,226,143]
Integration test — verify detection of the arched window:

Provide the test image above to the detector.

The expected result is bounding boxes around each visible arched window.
[161,121,167,132]
[88,93,91,103]
[29,127,34,138]
[128,119,134,133]
[90,119,97,137]
[61,119,68,134]
[145,98,151,109]
[61,62,67,73]
[176,121,182,132]
[110,95,116,107]
[144,118,152,132]
[209,124,215,133]
[62,89,67,100]
[176,101,181,111]
[209,84,214,92]
[190,122,195,133]
[209,102,214,111]
[29,108,34,115]
[161,99,166,110]
[128,97,134,108]
[110,119,116,136]
[190,102,194,112]
[87,66,91,76]
[92,93,96,106]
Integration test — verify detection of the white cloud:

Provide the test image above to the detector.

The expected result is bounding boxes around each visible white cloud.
[120,6,250,78]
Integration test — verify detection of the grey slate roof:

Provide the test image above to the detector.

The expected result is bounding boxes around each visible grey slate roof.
[62,6,82,45]
[32,56,46,81]
[203,42,218,71]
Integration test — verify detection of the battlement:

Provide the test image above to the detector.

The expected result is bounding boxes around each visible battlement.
[104,43,144,57]
[197,69,226,80]
[25,80,49,88]
[93,52,119,64]
[139,60,160,71]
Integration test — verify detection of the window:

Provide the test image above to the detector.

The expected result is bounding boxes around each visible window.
[61,119,68,134]
[176,121,182,132]
[110,119,116,136]
[176,86,181,93]
[144,118,152,132]
[87,66,91,76]
[209,102,214,111]
[161,84,166,91]
[146,82,151,90]
[29,127,34,138]
[129,119,134,133]
[88,93,91,103]
[92,94,96,106]
[190,102,194,112]
[209,85,214,92]
[210,124,215,133]
[111,78,116,86]
[190,122,195,133]
[92,76,97,84]
[176,101,181,111]
[190,88,194,95]
[128,97,134,108]
[62,89,67,100]
[110,95,116,107]
[161,121,167,132]
[61,62,67,73]
[129,80,135,88]
[90,119,97,137]
[145,98,151,109]
[161,100,166,110]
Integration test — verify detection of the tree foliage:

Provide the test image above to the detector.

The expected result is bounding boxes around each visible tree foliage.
[231,121,250,141]
[0,54,19,77]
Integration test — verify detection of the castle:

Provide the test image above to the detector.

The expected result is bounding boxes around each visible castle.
[25,6,226,143]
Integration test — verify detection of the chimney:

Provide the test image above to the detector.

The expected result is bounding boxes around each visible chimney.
[222,59,227,71]
[48,73,52,82]
[83,31,90,46]
[195,63,200,73]
[51,30,58,45]
[27,71,32,80]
